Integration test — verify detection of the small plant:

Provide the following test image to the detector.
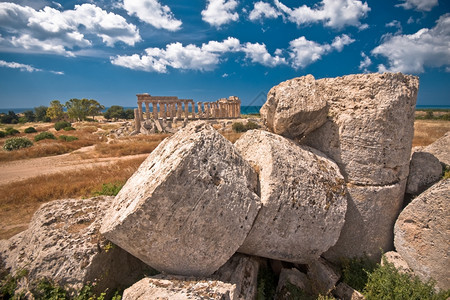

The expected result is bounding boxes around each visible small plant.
[103,242,115,253]
[442,165,450,180]
[0,131,5,138]
[63,126,76,131]
[341,256,376,292]
[245,121,260,130]
[0,268,29,299]
[34,131,56,142]
[3,137,33,151]
[93,182,124,196]
[59,135,79,142]
[232,122,246,133]
[24,126,37,133]
[256,265,278,300]
[5,127,19,136]
[55,121,71,131]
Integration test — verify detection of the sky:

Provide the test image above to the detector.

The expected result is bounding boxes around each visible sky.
[0,0,449,109]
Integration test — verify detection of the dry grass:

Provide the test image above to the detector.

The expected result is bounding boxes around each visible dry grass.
[412,120,450,147]
[221,132,244,143]
[93,134,171,157]
[0,157,145,239]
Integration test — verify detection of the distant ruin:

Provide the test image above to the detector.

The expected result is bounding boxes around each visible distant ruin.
[134,94,241,133]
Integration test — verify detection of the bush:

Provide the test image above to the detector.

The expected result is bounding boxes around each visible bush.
[63,126,75,131]
[341,256,376,292]
[232,122,246,133]
[5,127,19,136]
[0,131,5,138]
[54,121,71,131]
[245,121,260,130]
[3,137,33,151]
[59,135,78,142]
[93,182,124,196]
[34,132,56,142]
[24,127,37,133]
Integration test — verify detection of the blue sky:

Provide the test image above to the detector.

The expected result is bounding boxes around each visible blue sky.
[0,0,449,109]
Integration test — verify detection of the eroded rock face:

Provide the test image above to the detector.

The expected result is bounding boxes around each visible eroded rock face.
[100,122,261,277]
[0,197,153,294]
[324,181,407,263]
[394,179,450,291]
[406,151,442,195]
[235,130,347,263]
[260,74,328,139]
[302,73,419,186]
[423,132,450,167]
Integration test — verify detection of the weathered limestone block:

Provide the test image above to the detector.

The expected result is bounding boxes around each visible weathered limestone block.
[324,180,407,262]
[307,258,340,295]
[381,251,412,274]
[0,197,153,295]
[423,131,450,166]
[302,73,419,186]
[235,130,347,263]
[333,282,366,300]
[260,74,328,139]
[100,122,261,276]
[275,268,310,299]
[122,276,236,300]
[394,179,450,291]
[406,151,442,195]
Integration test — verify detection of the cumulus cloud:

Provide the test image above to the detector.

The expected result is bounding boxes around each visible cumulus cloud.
[0,59,63,74]
[359,52,372,72]
[289,34,354,68]
[202,0,239,27]
[0,2,140,56]
[274,0,370,30]
[122,0,182,31]
[241,42,286,66]
[396,0,438,12]
[372,13,450,73]
[249,1,280,21]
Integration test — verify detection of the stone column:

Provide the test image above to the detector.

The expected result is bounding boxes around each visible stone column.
[197,102,202,119]
[138,101,144,121]
[162,103,167,119]
[145,102,150,120]
[177,102,182,119]
[205,103,210,119]
[134,108,141,132]
[153,102,157,119]
[232,103,236,118]
[184,101,189,119]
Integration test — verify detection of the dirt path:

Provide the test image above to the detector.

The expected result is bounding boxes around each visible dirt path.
[0,147,148,186]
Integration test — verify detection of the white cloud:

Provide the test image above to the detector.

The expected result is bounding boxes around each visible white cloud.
[122,0,182,31]
[359,52,372,72]
[0,59,63,74]
[249,1,280,21]
[372,13,450,73]
[0,2,141,56]
[289,34,354,68]
[241,42,286,66]
[202,0,239,28]
[222,73,229,77]
[396,0,438,12]
[274,0,370,29]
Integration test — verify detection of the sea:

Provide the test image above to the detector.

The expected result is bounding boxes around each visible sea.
[0,105,449,115]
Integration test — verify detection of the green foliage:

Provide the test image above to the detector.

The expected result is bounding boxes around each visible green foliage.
[23,110,36,122]
[256,265,278,300]
[364,257,450,300]
[63,126,76,131]
[0,111,19,124]
[104,106,126,120]
[34,132,56,142]
[443,165,450,179]
[3,137,33,151]
[124,109,135,120]
[5,127,19,136]
[59,135,78,142]
[0,268,29,299]
[65,98,103,121]
[32,278,68,300]
[47,100,66,121]
[277,282,309,300]
[232,121,260,133]
[93,182,124,196]
[341,256,376,292]
[55,121,72,131]
[35,106,51,122]
[24,127,37,133]
[0,131,5,138]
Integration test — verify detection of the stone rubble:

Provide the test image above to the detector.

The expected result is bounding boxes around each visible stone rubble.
[406,151,443,195]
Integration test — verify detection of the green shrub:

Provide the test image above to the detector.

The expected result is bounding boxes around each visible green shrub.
[232,122,246,133]
[59,135,79,142]
[93,182,124,196]
[3,137,33,151]
[54,121,71,131]
[341,256,376,292]
[63,126,76,131]
[256,265,278,300]
[5,127,19,136]
[0,269,29,298]
[364,257,449,300]
[245,121,260,130]
[24,126,37,133]
[34,132,56,142]
[0,131,5,138]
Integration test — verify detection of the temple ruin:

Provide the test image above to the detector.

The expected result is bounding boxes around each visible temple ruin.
[134,94,241,133]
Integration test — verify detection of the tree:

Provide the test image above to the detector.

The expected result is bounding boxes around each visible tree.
[0,111,19,124]
[87,99,105,120]
[65,98,89,121]
[34,106,50,122]
[104,106,125,120]
[46,100,65,121]
[23,110,35,122]
[124,109,135,119]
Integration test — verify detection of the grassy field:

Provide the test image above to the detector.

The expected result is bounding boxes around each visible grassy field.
[0,117,448,239]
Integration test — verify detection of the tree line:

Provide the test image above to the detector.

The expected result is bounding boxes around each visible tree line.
[0,99,135,124]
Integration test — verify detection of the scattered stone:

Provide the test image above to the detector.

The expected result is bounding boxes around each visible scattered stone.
[406,151,442,195]
[423,132,450,166]
[307,258,340,295]
[381,251,412,274]
[302,73,419,186]
[324,181,407,262]
[0,197,154,295]
[276,268,310,298]
[235,130,347,263]
[260,74,328,139]
[122,276,236,300]
[333,282,366,300]
[394,179,450,291]
[100,122,261,276]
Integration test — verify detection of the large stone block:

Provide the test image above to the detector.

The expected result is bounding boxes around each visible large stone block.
[0,197,153,295]
[394,179,450,291]
[260,74,328,139]
[302,73,419,186]
[100,122,261,276]
[324,181,407,262]
[423,132,450,167]
[406,151,442,195]
[235,130,347,263]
